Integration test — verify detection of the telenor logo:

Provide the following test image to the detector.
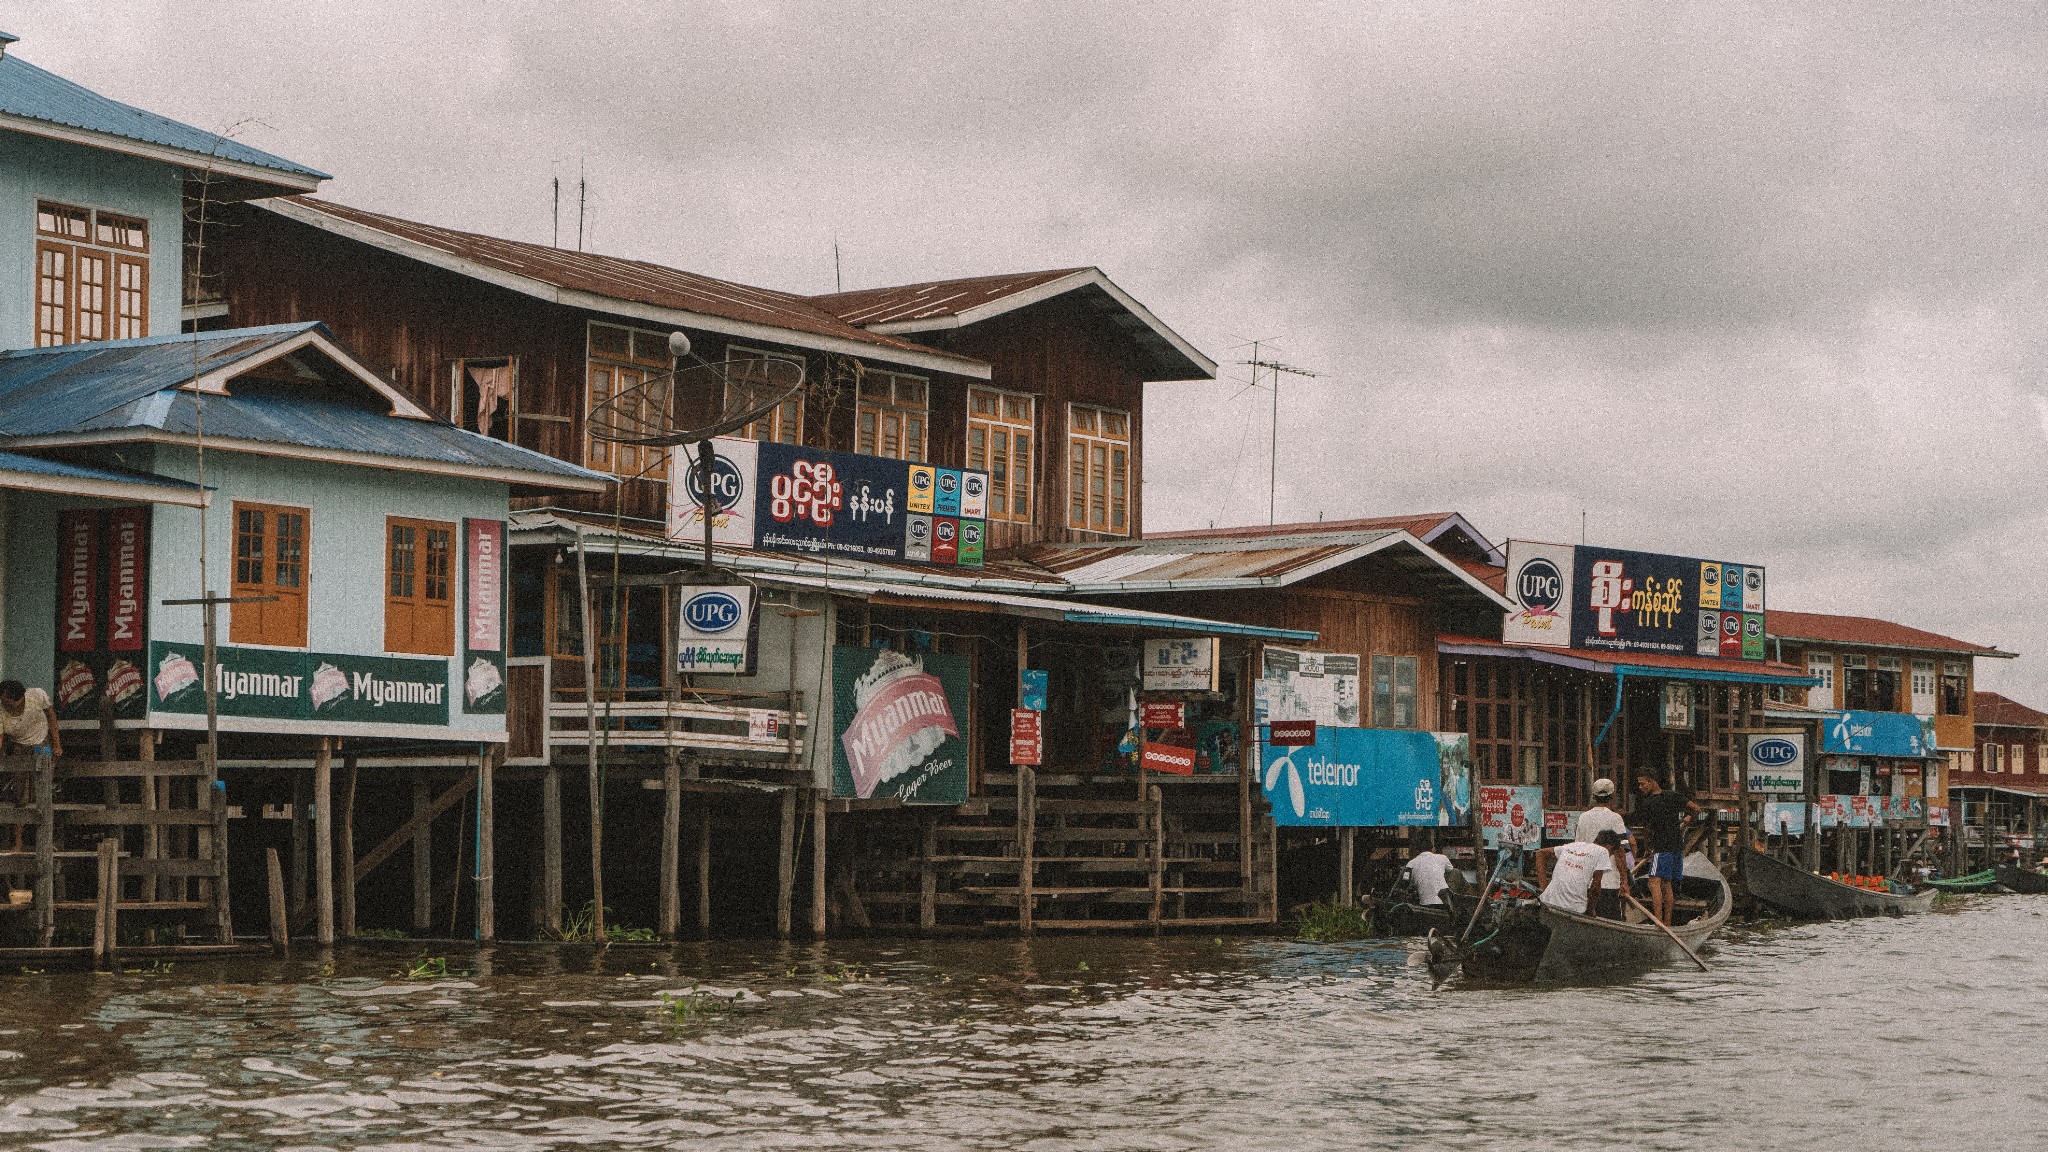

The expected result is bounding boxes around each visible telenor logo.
[683,591,744,634]
[1516,558,1562,613]
[684,453,746,512]
[1752,738,1799,766]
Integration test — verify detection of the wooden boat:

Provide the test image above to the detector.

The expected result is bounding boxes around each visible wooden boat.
[1741,846,1937,919]
[1996,866,2048,894]
[1927,869,2001,893]
[1375,899,1454,937]
[1460,854,1731,983]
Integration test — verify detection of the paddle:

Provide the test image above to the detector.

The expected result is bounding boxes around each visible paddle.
[1621,886,1708,972]
[1459,849,1514,945]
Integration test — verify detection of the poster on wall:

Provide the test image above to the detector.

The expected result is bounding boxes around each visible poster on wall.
[1824,710,1938,758]
[1573,545,1766,660]
[1256,726,1445,827]
[1744,732,1806,794]
[1435,732,1473,828]
[1479,785,1544,848]
[1255,647,1360,728]
[53,506,150,723]
[462,518,507,714]
[674,585,756,674]
[1502,540,1575,649]
[1761,802,1807,836]
[147,642,450,727]
[831,646,969,804]
[1142,637,1219,692]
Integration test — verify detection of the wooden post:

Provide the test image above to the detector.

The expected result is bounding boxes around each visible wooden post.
[338,754,358,939]
[292,768,310,915]
[32,749,52,947]
[659,752,681,939]
[696,803,712,936]
[477,747,495,941]
[93,836,118,966]
[1240,645,1257,899]
[918,813,938,931]
[140,729,162,903]
[541,763,562,935]
[811,789,827,939]
[412,775,433,932]
[265,846,289,952]
[776,788,796,938]
[1338,826,1356,907]
[575,526,605,942]
[1149,784,1165,929]
[314,737,334,946]
[1017,765,1035,935]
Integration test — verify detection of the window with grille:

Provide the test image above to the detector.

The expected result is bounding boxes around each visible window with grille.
[585,322,673,477]
[1067,404,1130,534]
[727,348,805,444]
[855,370,927,460]
[385,517,455,655]
[35,201,147,346]
[968,387,1034,523]
[229,503,309,647]
[1446,657,1520,783]
[1371,654,1419,729]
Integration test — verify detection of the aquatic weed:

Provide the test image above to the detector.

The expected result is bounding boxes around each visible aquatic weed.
[551,901,660,943]
[1294,901,1373,942]
[392,952,470,980]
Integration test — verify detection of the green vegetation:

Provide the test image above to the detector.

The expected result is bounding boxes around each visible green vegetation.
[551,902,660,943]
[1294,901,1373,943]
[356,927,409,940]
[657,986,731,1033]
[391,952,469,980]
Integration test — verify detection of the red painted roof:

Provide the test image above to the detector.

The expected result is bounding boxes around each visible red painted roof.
[1440,634,1813,681]
[1457,559,1507,593]
[270,197,984,373]
[810,269,1091,326]
[1148,513,1458,541]
[1766,610,2011,657]
[1976,691,2048,731]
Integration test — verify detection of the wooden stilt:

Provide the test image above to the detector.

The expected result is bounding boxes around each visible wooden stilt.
[1338,826,1356,907]
[811,789,827,939]
[338,755,358,939]
[139,731,161,903]
[208,745,232,944]
[919,813,938,931]
[265,846,289,953]
[291,770,309,915]
[412,775,433,932]
[660,752,681,939]
[314,737,334,946]
[33,749,52,947]
[696,803,712,936]
[477,747,495,941]
[93,836,117,967]
[541,762,562,935]
[1017,765,1036,935]
[776,788,796,939]
[1149,784,1165,930]
[575,527,605,943]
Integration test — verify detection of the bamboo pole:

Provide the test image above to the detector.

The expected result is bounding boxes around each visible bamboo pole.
[542,763,562,935]
[776,788,796,939]
[412,775,433,932]
[477,746,496,941]
[660,752,681,939]
[696,804,712,936]
[810,789,827,939]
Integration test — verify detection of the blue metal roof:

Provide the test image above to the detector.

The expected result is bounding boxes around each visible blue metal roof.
[0,46,326,182]
[0,449,202,493]
[0,326,606,489]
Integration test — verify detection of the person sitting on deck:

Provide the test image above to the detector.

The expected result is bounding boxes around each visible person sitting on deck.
[0,680,60,854]
[1633,772,1700,924]
[1404,842,1454,908]
[1574,778,1636,919]
[1534,831,1621,916]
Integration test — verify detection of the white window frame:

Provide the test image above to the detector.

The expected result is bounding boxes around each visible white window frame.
[1806,652,1834,710]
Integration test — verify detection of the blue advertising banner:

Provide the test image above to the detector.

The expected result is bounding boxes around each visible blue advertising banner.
[1258,726,1457,827]
[752,442,986,568]
[1823,710,1940,758]
[1567,545,1766,661]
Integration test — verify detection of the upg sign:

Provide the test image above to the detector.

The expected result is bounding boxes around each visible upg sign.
[683,591,745,634]
[1516,558,1563,616]
[684,451,746,513]
[1751,738,1799,766]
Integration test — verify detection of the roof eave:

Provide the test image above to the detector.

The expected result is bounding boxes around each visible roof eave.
[0,112,323,194]
[1766,632,2015,659]
[0,464,208,507]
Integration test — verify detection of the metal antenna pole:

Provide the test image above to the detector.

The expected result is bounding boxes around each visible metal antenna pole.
[1234,347,1322,528]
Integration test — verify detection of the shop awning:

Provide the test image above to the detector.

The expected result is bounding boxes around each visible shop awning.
[765,573,1319,642]
[1438,634,1817,687]
[1950,785,2048,800]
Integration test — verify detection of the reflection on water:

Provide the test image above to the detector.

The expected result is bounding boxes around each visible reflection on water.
[0,899,2041,1149]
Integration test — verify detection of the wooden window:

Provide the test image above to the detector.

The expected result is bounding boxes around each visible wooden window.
[585,322,673,478]
[33,201,148,347]
[2012,744,2027,776]
[385,517,455,655]
[229,502,309,647]
[968,387,1034,522]
[1805,652,1834,710]
[855,370,927,460]
[454,357,522,443]
[728,348,804,444]
[1984,742,2002,773]
[1371,654,1419,729]
[1940,661,1969,715]
[1841,653,1897,712]
[1067,404,1130,534]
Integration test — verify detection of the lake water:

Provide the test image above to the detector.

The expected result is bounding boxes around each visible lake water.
[0,896,2039,1150]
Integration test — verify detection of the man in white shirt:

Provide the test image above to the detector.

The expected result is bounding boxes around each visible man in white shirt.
[1534,831,1620,916]
[1574,778,1635,919]
[1404,845,1454,907]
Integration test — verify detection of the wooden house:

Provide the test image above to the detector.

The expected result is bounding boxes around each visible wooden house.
[1959,691,2048,865]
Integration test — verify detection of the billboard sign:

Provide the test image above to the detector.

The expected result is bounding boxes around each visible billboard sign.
[1823,710,1939,758]
[1572,545,1766,660]
[675,584,755,674]
[1502,540,1574,649]
[54,507,150,723]
[462,518,507,713]
[832,647,969,804]
[1257,725,1447,827]
[666,436,758,548]
[1256,647,1361,728]
[1143,637,1220,692]
[1745,732,1806,794]
[1479,785,1544,848]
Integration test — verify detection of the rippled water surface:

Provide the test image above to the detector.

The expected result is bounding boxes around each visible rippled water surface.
[0,897,2041,1150]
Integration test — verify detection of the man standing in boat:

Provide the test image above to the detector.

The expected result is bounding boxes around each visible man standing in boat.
[1403,839,1454,910]
[1575,779,1635,919]
[1533,831,1622,916]
[1634,773,1700,924]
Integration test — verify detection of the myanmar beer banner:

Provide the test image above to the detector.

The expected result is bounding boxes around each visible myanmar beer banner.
[148,642,450,727]
[1501,540,1767,661]
[53,506,151,722]
[831,646,969,804]
[1257,726,1463,827]
[461,518,508,715]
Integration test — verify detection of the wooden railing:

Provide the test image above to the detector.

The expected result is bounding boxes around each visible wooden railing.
[545,686,807,759]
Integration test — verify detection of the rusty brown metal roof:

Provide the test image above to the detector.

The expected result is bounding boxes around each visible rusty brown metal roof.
[265,197,988,377]
[1977,691,2048,731]
[1767,609,2012,657]
[811,269,1091,326]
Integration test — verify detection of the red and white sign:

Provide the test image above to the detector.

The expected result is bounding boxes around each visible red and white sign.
[104,506,148,652]
[1009,708,1042,766]
[1545,809,1572,837]
[843,660,961,798]
[1141,741,1197,776]
[1139,700,1185,730]
[1267,719,1317,747]
[57,510,98,653]
[465,518,504,652]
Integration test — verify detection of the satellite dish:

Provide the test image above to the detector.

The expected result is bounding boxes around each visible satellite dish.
[586,335,805,448]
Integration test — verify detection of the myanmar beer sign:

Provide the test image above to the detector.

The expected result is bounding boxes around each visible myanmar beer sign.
[831,646,969,804]
[148,642,450,727]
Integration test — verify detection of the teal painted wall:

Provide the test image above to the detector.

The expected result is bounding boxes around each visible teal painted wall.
[0,130,185,351]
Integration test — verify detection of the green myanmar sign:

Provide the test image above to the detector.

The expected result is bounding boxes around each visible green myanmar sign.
[148,641,451,726]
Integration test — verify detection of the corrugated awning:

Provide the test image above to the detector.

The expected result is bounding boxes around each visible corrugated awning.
[767,573,1317,642]
[1439,634,1818,686]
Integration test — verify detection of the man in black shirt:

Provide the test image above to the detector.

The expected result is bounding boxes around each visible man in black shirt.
[1633,773,1700,924]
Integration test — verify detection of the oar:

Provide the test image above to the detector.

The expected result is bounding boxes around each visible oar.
[1459,849,1512,945]
[1620,886,1708,972]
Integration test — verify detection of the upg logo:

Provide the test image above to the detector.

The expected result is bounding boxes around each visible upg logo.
[684,452,746,513]
[1516,558,1563,615]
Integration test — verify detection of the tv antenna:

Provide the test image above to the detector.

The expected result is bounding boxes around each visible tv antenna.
[585,331,805,575]
[1237,340,1321,526]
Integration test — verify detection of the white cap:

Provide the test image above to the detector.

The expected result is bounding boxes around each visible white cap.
[1591,778,1616,798]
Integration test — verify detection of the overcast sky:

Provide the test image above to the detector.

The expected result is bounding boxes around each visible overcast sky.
[13,2,2047,701]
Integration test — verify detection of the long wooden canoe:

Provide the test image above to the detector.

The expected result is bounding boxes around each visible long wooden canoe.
[1741,847,1936,919]
[1927,870,2001,893]
[1997,866,2048,894]
[1462,854,1731,983]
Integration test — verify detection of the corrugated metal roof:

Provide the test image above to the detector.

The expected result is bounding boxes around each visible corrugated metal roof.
[0,325,605,489]
[0,449,202,495]
[1767,609,2012,658]
[269,198,988,376]
[763,573,1316,642]
[1149,512,1505,566]
[812,269,1091,326]
[1030,531,1399,587]
[1976,691,2048,731]
[0,49,325,181]
[1440,634,1817,685]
